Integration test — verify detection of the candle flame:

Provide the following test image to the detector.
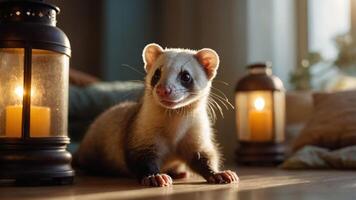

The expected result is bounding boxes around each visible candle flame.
[14,86,24,98]
[254,97,265,111]
[14,86,34,98]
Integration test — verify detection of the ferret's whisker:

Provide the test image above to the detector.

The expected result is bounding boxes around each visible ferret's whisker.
[121,64,145,76]
[209,99,221,120]
[211,86,229,100]
[207,100,217,122]
[209,98,224,118]
[210,88,230,105]
[210,92,231,105]
[213,99,224,118]
[210,94,229,110]
[129,80,145,84]
[211,103,218,121]
[210,92,234,109]
[213,80,230,86]
[209,93,229,109]
[211,84,234,110]
[207,104,213,122]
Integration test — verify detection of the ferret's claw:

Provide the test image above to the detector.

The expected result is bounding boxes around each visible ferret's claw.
[207,170,239,184]
[141,174,173,187]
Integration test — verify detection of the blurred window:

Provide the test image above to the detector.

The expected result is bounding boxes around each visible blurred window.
[308,0,351,60]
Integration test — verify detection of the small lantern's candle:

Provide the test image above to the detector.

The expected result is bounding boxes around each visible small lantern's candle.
[5,105,51,137]
[5,86,51,137]
[248,97,272,141]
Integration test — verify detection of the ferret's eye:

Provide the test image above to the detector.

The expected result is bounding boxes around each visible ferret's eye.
[151,68,161,87]
[180,71,193,87]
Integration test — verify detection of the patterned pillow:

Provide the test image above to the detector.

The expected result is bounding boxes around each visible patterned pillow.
[292,90,356,152]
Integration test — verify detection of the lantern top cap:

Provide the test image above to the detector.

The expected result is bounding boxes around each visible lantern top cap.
[247,62,273,75]
[0,0,59,12]
[235,62,285,92]
[0,0,59,25]
[247,62,272,70]
[0,0,71,56]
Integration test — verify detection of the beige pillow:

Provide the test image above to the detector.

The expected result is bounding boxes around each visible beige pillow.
[282,145,356,169]
[292,90,356,152]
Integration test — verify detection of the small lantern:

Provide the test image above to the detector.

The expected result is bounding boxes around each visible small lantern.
[235,63,286,165]
[0,0,74,184]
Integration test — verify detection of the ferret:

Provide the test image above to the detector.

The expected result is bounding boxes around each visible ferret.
[75,43,239,187]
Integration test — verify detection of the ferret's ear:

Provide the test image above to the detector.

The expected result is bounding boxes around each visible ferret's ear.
[143,43,164,72]
[195,48,220,79]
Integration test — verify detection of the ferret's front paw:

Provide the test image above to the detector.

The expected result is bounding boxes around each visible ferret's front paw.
[207,170,239,184]
[141,174,173,187]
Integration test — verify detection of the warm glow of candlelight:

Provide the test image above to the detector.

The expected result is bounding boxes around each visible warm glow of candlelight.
[253,97,265,111]
[5,85,50,137]
[14,85,35,98]
[5,105,51,137]
[14,86,24,98]
[249,95,272,141]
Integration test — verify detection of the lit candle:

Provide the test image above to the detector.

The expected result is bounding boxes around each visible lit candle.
[248,97,272,141]
[5,86,51,137]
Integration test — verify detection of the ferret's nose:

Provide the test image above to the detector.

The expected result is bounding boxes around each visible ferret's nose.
[156,85,172,97]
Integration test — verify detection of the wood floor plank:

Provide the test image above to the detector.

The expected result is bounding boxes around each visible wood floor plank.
[0,167,355,200]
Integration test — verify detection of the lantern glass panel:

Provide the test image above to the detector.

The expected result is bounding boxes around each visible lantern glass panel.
[0,48,24,138]
[30,49,69,137]
[273,91,285,142]
[236,90,285,143]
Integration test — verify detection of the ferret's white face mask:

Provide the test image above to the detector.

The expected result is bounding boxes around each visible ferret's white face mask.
[142,43,220,109]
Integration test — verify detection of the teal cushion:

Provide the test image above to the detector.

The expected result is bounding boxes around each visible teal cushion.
[68,81,143,142]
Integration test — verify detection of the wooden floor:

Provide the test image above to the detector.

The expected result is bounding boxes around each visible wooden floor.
[0,167,356,200]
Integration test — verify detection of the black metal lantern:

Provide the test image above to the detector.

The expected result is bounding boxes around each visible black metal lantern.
[235,63,286,165]
[0,0,74,185]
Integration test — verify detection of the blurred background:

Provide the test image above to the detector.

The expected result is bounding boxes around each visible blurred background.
[49,0,356,163]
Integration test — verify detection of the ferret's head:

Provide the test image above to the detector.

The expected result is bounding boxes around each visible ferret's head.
[142,43,219,109]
